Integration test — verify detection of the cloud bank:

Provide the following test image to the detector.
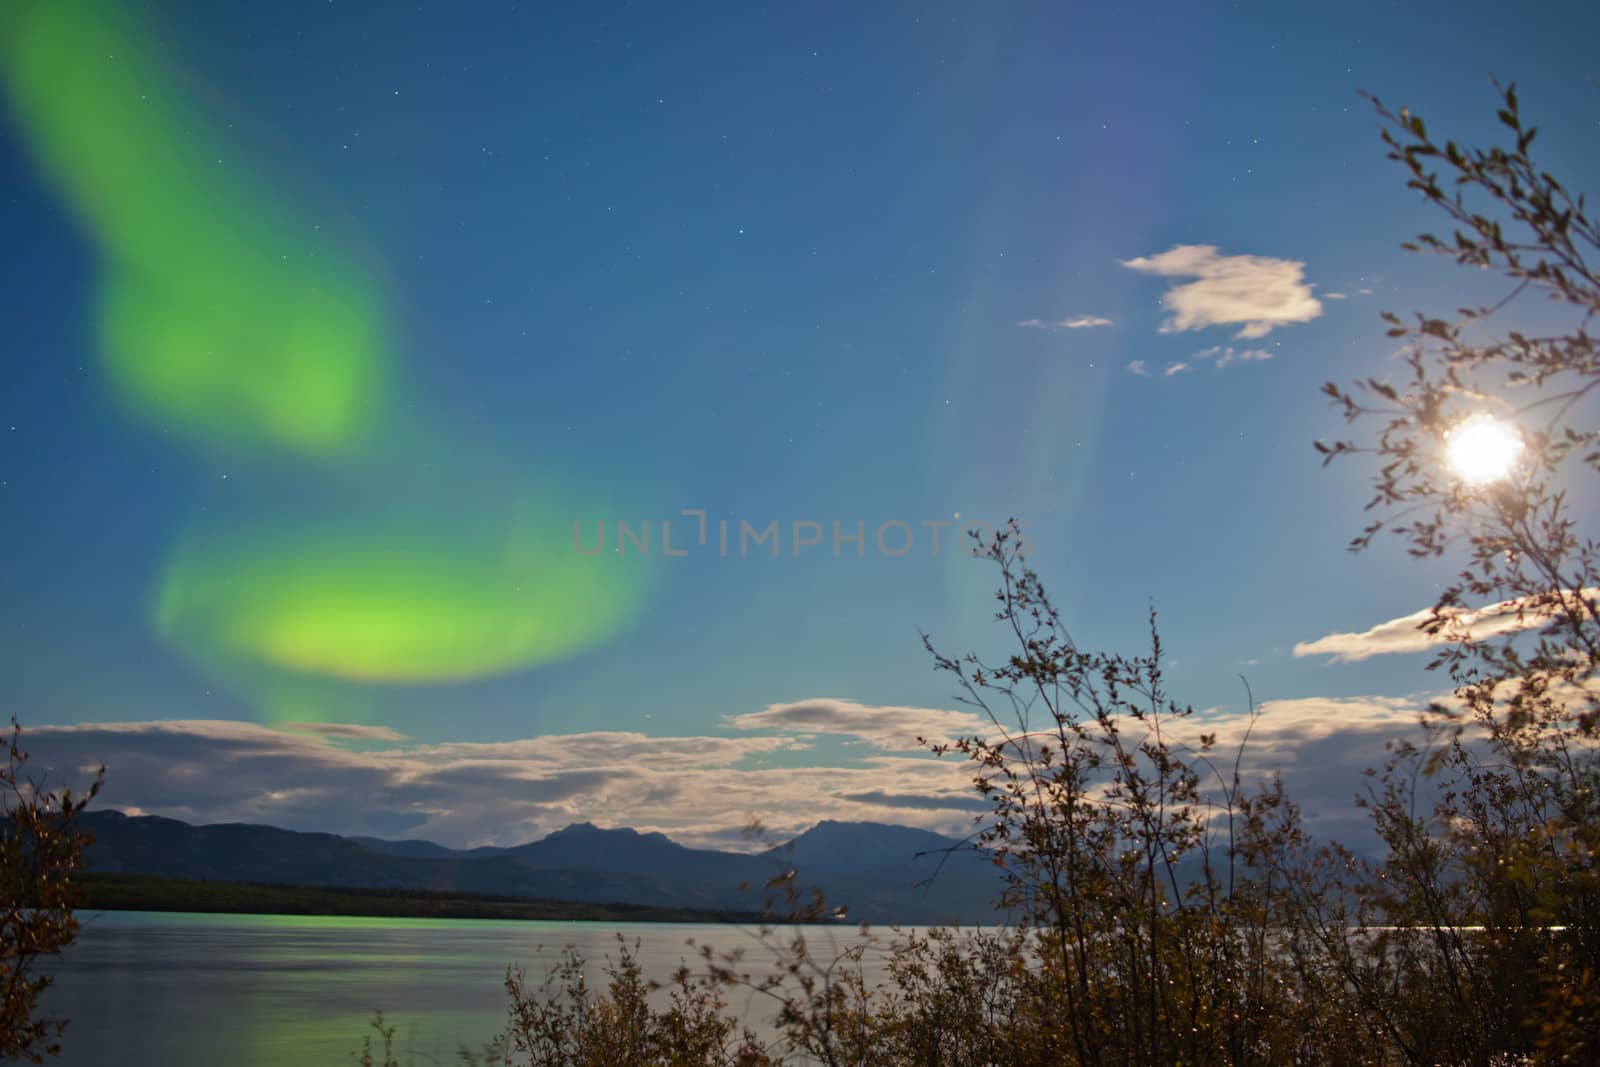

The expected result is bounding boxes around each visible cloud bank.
[20,716,975,851]
[15,691,1443,855]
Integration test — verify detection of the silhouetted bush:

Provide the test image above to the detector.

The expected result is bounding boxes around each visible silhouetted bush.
[1,720,102,1062]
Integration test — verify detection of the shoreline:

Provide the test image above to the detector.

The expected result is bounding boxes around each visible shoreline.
[73,871,766,924]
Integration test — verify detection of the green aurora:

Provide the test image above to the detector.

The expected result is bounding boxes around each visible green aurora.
[0,0,389,458]
[157,515,654,688]
[0,0,656,718]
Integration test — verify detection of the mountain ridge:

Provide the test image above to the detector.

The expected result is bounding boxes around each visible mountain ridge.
[77,810,1006,925]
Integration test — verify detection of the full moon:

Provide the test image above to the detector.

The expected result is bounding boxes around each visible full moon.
[1446,414,1523,485]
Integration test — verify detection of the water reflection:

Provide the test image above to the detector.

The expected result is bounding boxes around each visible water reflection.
[44,912,884,1065]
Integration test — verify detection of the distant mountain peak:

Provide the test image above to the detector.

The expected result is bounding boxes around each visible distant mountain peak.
[809,819,884,832]
[541,822,674,845]
[785,820,953,845]
[764,820,965,872]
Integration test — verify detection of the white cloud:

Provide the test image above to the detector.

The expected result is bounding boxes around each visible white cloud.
[1121,245,1322,338]
[1164,361,1191,377]
[1294,589,1599,663]
[1194,695,1422,758]
[1126,360,1150,377]
[1194,345,1274,369]
[1017,315,1114,331]
[1324,292,1348,300]
[727,698,988,751]
[280,722,411,742]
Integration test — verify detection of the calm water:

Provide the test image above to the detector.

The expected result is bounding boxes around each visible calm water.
[39,912,881,1066]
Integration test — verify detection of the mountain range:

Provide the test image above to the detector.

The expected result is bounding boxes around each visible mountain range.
[78,811,1009,925]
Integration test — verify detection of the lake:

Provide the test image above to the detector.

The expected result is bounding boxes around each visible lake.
[39,911,883,1065]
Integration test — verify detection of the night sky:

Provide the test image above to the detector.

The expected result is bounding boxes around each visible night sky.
[4,0,1598,849]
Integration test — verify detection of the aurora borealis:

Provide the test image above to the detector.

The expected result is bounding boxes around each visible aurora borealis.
[0,0,390,458]
[156,510,653,717]
[1,0,655,718]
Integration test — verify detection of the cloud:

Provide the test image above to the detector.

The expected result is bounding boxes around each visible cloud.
[1294,607,1442,663]
[1164,362,1191,377]
[1294,589,1600,663]
[1127,360,1150,377]
[19,717,977,850]
[1193,696,1428,846]
[1120,245,1322,338]
[1195,695,1421,758]
[1324,292,1348,300]
[1193,345,1274,370]
[835,790,991,813]
[16,688,1456,856]
[727,698,988,751]
[279,722,411,742]
[1017,315,1114,331]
